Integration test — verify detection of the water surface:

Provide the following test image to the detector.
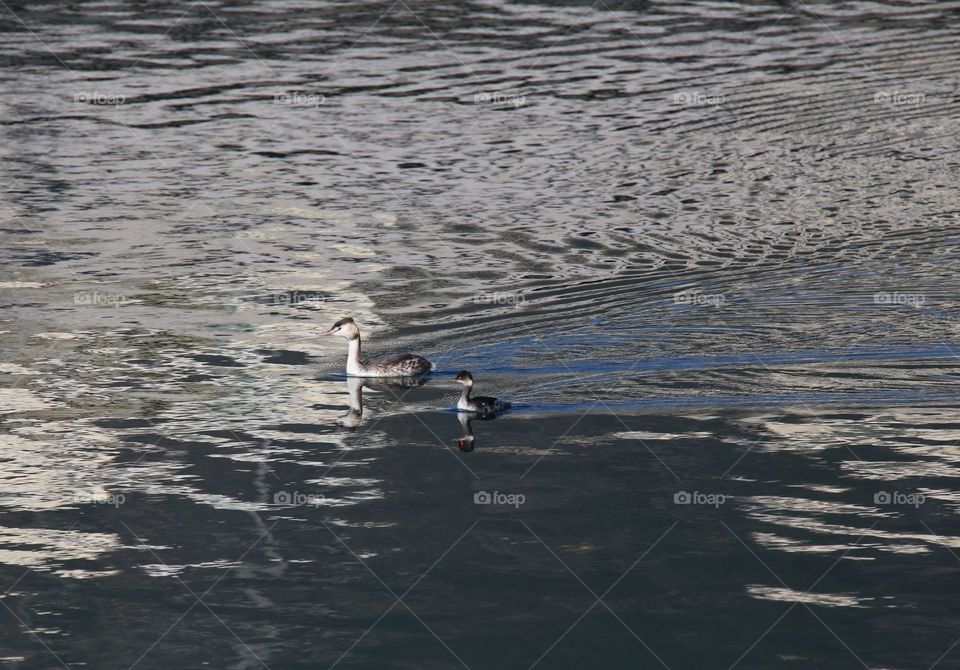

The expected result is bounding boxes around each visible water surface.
[3,0,960,668]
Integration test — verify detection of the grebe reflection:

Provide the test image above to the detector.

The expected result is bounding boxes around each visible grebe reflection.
[455,411,508,451]
[456,412,476,451]
[336,375,429,429]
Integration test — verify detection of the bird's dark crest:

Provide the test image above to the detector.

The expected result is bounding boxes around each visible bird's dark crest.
[333,317,355,328]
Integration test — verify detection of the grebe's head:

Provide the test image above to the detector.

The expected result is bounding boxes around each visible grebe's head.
[322,317,360,340]
[454,370,474,386]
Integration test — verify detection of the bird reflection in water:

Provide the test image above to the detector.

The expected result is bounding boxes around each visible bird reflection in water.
[456,412,507,451]
[337,375,429,429]
[334,375,507,453]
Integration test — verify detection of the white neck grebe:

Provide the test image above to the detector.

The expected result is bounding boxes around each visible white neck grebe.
[454,370,511,414]
[322,317,434,378]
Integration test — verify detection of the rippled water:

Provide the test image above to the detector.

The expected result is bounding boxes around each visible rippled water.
[3,0,960,668]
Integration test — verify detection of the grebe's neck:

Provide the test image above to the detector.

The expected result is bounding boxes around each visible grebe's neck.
[459,384,471,404]
[346,336,363,375]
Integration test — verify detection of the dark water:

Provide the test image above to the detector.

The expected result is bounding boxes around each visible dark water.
[3,0,960,668]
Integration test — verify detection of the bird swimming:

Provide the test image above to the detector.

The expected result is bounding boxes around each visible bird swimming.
[322,317,434,377]
[454,370,511,414]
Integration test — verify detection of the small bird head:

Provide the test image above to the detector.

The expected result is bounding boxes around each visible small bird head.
[322,317,360,340]
[454,370,474,386]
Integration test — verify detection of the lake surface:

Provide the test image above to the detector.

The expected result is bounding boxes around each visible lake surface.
[3,0,960,668]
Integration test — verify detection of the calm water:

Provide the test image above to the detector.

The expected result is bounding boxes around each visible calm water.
[3,0,960,668]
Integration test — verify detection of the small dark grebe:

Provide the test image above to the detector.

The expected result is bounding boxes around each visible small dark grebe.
[322,317,433,377]
[454,370,511,414]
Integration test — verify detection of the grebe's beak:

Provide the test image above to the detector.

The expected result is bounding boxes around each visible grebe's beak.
[320,328,335,336]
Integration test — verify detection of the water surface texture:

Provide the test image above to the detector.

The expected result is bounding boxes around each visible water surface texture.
[3,0,960,668]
